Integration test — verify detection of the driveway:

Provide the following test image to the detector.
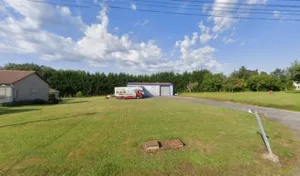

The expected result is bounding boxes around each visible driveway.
[170,96,300,135]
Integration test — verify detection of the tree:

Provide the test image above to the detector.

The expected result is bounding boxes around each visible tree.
[246,74,281,91]
[288,61,300,83]
[223,77,245,92]
[186,82,198,93]
[201,73,226,92]
[231,66,258,80]
[271,68,293,91]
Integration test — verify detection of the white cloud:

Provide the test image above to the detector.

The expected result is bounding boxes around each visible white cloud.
[131,4,137,10]
[114,27,119,31]
[199,21,213,44]
[202,3,210,13]
[0,0,222,73]
[2,0,86,31]
[135,19,149,27]
[175,33,222,72]
[209,0,239,33]
[60,7,71,16]
[247,0,267,4]
[273,11,281,19]
[222,37,236,44]
[200,34,212,44]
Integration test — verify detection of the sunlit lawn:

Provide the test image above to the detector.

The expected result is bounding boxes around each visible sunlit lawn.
[181,92,300,111]
[0,97,299,175]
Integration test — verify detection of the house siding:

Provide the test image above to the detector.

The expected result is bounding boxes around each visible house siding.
[294,82,300,90]
[0,85,13,103]
[13,74,49,101]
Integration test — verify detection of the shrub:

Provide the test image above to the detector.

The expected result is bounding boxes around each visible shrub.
[48,93,59,104]
[1,99,46,107]
[76,91,83,98]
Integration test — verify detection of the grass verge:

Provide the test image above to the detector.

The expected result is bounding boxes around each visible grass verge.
[180,92,300,111]
[0,97,300,175]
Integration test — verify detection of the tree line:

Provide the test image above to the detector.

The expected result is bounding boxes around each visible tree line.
[1,61,300,97]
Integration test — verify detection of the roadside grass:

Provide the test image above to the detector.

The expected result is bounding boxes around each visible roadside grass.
[0,97,300,175]
[180,92,300,111]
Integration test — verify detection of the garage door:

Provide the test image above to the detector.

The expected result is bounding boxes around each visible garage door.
[160,86,170,96]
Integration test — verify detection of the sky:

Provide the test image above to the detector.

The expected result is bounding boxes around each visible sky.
[0,0,299,75]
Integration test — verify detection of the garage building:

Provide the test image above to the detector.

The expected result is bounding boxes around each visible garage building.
[127,82,173,97]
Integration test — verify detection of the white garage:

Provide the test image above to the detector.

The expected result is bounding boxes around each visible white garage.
[127,82,173,97]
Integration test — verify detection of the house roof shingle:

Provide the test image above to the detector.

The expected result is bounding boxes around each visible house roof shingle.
[0,70,35,84]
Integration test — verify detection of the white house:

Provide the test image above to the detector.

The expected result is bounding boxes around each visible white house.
[294,82,300,90]
[0,70,49,103]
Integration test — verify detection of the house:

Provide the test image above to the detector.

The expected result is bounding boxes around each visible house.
[294,82,300,90]
[0,70,49,103]
[127,82,173,97]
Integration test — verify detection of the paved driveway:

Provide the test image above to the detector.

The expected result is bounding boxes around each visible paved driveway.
[171,97,300,135]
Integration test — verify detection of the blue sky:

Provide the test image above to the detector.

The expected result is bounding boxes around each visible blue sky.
[0,0,299,74]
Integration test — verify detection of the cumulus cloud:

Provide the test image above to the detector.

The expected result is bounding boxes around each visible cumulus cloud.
[131,3,137,10]
[0,0,222,73]
[247,0,267,4]
[199,21,213,44]
[273,11,281,19]
[209,0,239,33]
[222,37,236,44]
[175,33,222,72]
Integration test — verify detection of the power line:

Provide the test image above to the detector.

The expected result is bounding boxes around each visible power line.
[41,0,300,15]
[64,0,300,9]
[28,0,90,8]
[106,5,300,21]
[43,0,300,14]
[24,0,300,22]
[104,1,300,16]
[141,0,300,9]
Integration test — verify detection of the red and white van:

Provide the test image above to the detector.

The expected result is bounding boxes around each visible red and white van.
[114,87,144,99]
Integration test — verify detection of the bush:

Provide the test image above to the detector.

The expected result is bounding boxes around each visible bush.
[76,91,83,98]
[1,95,60,107]
[48,93,59,104]
[1,99,46,107]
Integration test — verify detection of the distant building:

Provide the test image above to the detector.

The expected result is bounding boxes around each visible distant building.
[127,82,173,97]
[294,82,300,90]
[49,88,60,99]
[0,70,49,103]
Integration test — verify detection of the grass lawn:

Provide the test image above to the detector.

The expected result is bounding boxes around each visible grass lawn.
[180,92,300,111]
[0,97,300,175]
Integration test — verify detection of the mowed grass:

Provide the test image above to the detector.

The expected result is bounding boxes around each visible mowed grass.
[0,97,300,175]
[181,92,300,111]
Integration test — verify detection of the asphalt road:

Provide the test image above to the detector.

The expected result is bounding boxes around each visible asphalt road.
[171,96,300,135]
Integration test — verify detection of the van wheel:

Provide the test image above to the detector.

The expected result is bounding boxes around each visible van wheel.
[136,96,140,99]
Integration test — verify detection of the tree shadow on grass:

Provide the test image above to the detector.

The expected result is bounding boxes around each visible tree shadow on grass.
[0,112,97,129]
[0,112,97,175]
[60,100,90,105]
[0,108,39,116]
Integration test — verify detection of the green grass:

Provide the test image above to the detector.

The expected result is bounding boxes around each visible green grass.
[180,92,300,111]
[0,97,300,175]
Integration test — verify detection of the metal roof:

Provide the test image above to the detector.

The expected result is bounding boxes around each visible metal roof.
[127,82,173,86]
